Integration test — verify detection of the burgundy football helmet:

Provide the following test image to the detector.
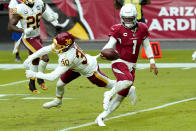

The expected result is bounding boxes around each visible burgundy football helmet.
[52,32,75,53]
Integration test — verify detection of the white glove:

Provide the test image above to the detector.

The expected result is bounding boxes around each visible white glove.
[26,70,37,78]
[24,27,33,36]
[192,51,196,62]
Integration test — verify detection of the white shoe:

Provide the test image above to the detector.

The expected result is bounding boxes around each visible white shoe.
[128,86,136,105]
[95,116,106,126]
[43,98,62,109]
[103,91,112,111]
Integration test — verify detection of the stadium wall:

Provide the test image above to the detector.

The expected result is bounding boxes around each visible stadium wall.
[0,0,195,43]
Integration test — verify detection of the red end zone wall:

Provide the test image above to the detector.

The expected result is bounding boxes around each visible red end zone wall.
[0,0,195,41]
[143,0,196,39]
[41,0,196,40]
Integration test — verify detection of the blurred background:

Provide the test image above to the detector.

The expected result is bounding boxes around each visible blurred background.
[0,0,196,50]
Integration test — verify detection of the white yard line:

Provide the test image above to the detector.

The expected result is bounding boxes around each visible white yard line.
[23,97,73,100]
[0,80,28,87]
[60,97,196,131]
[1,63,196,70]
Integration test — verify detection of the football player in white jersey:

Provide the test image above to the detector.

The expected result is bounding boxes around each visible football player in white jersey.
[9,0,23,62]
[8,0,58,93]
[24,32,115,109]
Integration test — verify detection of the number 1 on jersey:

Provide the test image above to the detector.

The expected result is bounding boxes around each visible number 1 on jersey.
[132,40,137,54]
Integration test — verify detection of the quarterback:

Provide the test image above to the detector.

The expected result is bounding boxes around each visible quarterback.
[8,0,58,93]
[24,32,115,109]
[95,4,158,126]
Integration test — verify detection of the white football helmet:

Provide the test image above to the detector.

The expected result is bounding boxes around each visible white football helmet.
[120,4,138,28]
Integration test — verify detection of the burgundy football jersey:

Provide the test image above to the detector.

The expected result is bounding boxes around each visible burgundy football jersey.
[109,22,149,63]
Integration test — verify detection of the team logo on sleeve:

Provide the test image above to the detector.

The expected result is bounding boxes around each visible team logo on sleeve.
[36,5,41,10]
[123,33,128,36]
[24,10,28,14]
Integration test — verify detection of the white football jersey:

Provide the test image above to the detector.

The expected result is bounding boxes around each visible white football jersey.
[58,47,98,77]
[16,0,44,38]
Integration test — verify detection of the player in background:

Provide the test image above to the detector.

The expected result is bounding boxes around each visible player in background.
[114,0,151,23]
[24,32,116,109]
[8,0,23,62]
[95,4,158,126]
[8,0,58,93]
[192,51,196,62]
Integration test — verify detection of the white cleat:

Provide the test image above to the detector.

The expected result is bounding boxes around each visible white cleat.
[128,86,136,105]
[43,98,62,109]
[192,51,196,62]
[103,91,112,111]
[95,116,106,126]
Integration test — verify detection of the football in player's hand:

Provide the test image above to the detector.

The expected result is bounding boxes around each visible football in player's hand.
[100,48,120,61]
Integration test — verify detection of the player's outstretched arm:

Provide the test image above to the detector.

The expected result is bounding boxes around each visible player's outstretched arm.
[23,45,52,68]
[26,65,68,81]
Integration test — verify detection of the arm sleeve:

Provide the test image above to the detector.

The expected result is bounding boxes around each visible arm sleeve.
[8,0,17,8]
[42,5,58,22]
[28,45,52,60]
[142,37,153,58]
[102,36,117,50]
[35,65,69,81]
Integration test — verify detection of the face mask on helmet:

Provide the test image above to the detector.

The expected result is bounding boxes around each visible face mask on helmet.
[120,4,138,28]
[52,32,74,54]
[22,0,35,7]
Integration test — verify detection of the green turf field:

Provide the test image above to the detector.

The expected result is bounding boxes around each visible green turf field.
[0,50,196,131]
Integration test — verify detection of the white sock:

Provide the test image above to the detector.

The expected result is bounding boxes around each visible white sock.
[30,64,38,72]
[56,79,65,98]
[29,64,38,79]
[38,60,48,73]
[100,94,124,119]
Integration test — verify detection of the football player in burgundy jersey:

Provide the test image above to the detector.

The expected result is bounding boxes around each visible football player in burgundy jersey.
[24,32,115,109]
[95,4,158,126]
